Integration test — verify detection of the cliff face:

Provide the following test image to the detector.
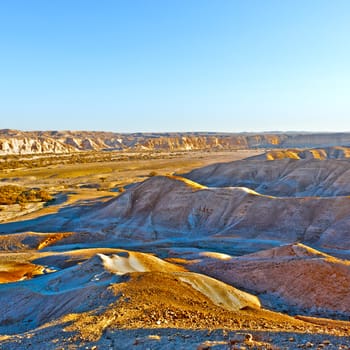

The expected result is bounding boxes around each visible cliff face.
[1,129,350,154]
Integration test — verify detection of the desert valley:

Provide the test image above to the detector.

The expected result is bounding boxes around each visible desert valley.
[0,130,349,349]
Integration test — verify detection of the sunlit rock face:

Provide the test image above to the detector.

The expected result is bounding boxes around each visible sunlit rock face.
[2,129,350,154]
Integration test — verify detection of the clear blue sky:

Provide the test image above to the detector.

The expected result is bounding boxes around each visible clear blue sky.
[1,0,349,132]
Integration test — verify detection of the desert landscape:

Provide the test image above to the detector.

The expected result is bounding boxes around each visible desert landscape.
[3,0,350,348]
[0,130,349,349]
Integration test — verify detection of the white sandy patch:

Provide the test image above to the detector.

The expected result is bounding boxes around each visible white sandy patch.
[177,272,260,311]
[240,187,260,195]
[98,253,147,274]
[199,252,232,260]
[167,175,207,190]
[98,252,183,275]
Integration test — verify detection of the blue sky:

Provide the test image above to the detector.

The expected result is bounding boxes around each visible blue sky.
[0,0,349,132]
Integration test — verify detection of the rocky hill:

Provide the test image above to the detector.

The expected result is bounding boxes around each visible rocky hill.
[82,175,350,250]
[3,129,350,154]
[2,175,350,251]
[190,243,350,318]
[183,153,350,197]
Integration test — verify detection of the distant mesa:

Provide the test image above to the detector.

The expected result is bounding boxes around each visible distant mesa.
[2,129,350,154]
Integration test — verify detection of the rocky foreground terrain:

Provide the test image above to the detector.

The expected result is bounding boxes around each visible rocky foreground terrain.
[3,129,350,154]
[0,142,349,349]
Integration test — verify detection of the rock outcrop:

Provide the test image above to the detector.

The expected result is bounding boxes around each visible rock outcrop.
[2,129,350,154]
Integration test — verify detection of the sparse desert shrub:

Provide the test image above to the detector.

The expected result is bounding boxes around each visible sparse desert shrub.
[37,189,53,202]
[19,203,26,211]
[0,185,53,205]
[149,171,158,177]
[0,185,24,204]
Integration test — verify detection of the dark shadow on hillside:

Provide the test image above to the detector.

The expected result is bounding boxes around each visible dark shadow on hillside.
[0,197,112,234]
[43,192,69,206]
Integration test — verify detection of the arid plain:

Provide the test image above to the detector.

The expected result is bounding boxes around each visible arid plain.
[0,131,350,349]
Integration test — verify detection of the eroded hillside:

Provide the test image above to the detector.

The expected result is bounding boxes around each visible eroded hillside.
[184,149,350,197]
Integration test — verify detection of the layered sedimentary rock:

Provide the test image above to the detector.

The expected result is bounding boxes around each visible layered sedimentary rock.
[2,129,350,154]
